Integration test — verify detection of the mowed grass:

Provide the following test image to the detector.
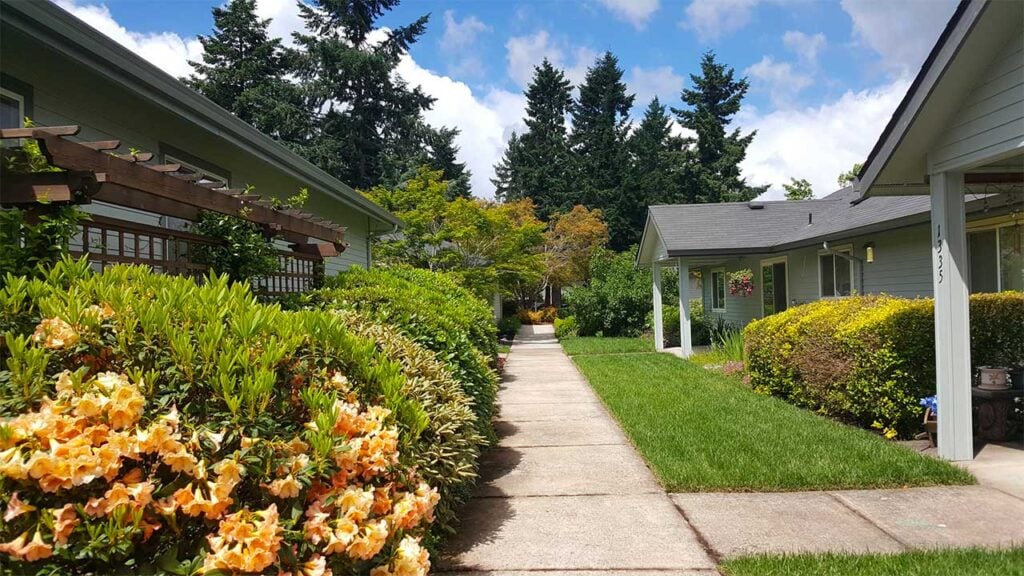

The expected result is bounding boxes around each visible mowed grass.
[560,335,655,356]
[569,347,973,491]
[721,548,1024,576]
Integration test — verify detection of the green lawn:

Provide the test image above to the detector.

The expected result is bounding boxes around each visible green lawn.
[560,335,655,356]
[569,341,973,491]
[721,549,1024,576]
[498,343,511,354]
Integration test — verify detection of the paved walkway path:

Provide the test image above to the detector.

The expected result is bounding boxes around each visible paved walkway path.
[440,325,1024,573]
[439,324,717,574]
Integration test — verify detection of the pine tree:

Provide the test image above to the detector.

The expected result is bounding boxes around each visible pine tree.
[426,127,472,199]
[493,59,574,219]
[624,98,685,246]
[292,0,435,190]
[492,131,526,202]
[568,52,634,249]
[186,0,306,141]
[673,51,767,203]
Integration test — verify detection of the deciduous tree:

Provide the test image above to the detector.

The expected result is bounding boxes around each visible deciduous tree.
[783,177,814,200]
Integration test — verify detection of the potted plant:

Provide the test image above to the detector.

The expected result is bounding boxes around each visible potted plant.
[728,269,755,297]
[920,395,938,446]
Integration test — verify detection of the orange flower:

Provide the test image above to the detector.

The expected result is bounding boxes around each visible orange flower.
[3,491,36,522]
[347,519,387,560]
[370,537,430,576]
[21,531,53,562]
[31,317,78,349]
[0,531,28,560]
[51,504,78,546]
[299,554,331,576]
[203,505,282,574]
[265,474,302,499]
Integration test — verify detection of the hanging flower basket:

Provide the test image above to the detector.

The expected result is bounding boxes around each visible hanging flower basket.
[728,269,755,297]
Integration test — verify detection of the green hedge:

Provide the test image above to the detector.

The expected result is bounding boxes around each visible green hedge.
[0,258,468,573]
[745,292,1024,439]
[564,249,658,337]
[316,267,499,442]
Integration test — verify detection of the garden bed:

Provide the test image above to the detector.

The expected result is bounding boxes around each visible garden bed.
[567,338,973,491]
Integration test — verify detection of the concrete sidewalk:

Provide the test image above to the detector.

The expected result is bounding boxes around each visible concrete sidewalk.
[438,324,717,574]
[440,325,1024,572]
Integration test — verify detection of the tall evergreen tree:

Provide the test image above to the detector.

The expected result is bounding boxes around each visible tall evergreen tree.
[426,127,472,199]
[185,0,306,141]
[492,59,574,219]
[292,0,435,190]
[673,51,767,203]
[623,98,685,246]
[569,52,634,249]
[492,131,525,202]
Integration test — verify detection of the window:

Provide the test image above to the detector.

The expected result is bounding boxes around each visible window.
[819,249,853,298]
[162,154,231,231]
[761,258,788,316]
[711,269,726,311]
[0,88,23,129]
[968,223,1023,293]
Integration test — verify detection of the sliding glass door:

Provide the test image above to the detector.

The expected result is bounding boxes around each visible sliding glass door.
[761,259,788,316]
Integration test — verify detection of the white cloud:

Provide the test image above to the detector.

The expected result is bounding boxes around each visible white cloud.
[738,79,909,199]
[505,31,597,88]
[55,0,202,79]
[441,11,489,52]
[628,66,684,108]
[596,0,660,30]
[396,56,525,197]
[253,0,307,47]
[682,0,761,41]
[840,0,959,77]
[440,11,491,78]
[745,56,814,108]
[783,31,826,64]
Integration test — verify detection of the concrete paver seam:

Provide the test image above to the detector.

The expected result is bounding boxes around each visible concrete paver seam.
[825,492,912,550]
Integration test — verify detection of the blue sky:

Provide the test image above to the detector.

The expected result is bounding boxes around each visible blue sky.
[54,0,960,199]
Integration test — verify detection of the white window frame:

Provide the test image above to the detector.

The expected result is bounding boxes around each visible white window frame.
[711,268,727,312]
[760,256,789,317]
[967,216,1023,292]
[817,244,854,299]
[1,87,26,146]
[164,154,229,187]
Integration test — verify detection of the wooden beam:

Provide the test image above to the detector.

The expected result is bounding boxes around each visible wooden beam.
[0,173,72,203]
[146,164,182,173]
[93,182,200,222]
[964,172,1024,185]
[197,181,224,188]
[170,172,201,182]
[289,242,338,258]
[34,132,345,244]
[82,140,120,151]
[113,152,154,162]
[0,126,79,139]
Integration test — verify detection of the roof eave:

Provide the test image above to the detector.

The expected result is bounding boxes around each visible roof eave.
[7,0,402,229]
[856,0,985,199]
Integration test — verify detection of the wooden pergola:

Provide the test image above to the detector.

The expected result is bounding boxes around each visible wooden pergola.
[1,125,349,292]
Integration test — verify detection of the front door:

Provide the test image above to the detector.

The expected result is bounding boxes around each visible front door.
[762,261,788,316]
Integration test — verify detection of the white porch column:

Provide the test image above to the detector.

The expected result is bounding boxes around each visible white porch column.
[931,171,973,461]
[677,259,692,357]
[653,262,664,351]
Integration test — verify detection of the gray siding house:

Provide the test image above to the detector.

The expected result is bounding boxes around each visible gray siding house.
[1,0,400,275]
[637,187,1023,334]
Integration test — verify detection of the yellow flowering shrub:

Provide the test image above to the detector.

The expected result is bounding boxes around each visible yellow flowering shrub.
[0,258,470,575]
[745,292,1024,438]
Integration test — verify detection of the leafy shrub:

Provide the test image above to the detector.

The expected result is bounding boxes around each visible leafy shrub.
[191,211,282,284]
[553,316,578,339]
[564,249,661,337]
[661,300,711,348]
[0,258,448,574]
[315,267,499,442]
[0,207,86,288]
[335,312,482,538]
[497,316,521,340]
[745,292,1024,439]
[517,307,556,325]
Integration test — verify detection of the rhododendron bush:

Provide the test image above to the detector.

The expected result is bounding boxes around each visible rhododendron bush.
[0,258,482,575]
